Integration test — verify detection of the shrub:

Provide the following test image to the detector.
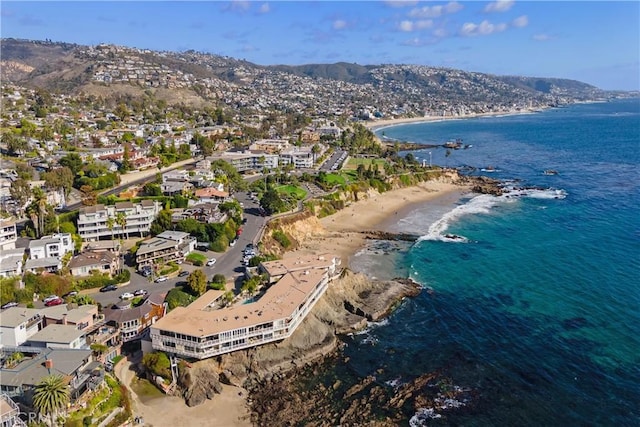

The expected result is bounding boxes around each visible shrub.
[165,288,195,310]
[272,230,291,249]
[142,352,171,379]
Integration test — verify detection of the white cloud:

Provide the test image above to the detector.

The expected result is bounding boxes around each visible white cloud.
[511,15,528,28]
[484,0,515,13]
[333,19,347,30]
[401,37,436,47]
[258,3,270,14]
[398,19,433,32]
[409,1,463,18]
[433,28,448,38]
[533,33,553,41]
[383,0,419,8]
[460,20,507,36]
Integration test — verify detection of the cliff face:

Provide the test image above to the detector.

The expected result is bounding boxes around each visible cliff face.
[177,270,421,404]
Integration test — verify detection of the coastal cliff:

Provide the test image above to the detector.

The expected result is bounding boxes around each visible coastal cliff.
[176,271,422,404]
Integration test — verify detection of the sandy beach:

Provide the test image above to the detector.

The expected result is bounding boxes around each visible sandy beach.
[115,357,251,427]
[290,179,470,265]
[364,109,542,132]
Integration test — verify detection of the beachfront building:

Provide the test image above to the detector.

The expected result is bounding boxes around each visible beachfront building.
[150,254,340,359]
[0,217,18,250]
[248,139,290,154]
[259,255,340,284]
[77,200,162,241]
[135,231,196,269]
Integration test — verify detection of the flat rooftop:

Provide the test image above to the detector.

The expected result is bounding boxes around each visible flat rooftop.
[153,268,326,338]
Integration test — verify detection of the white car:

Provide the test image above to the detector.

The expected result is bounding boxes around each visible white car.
[206,258,217,267]
[120,292,134,300]
[155,276,168,283]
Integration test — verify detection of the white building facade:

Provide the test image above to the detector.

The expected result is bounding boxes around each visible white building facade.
[77,200,162,241]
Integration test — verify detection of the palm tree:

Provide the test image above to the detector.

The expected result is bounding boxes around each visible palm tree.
[32,374,70,426]
[106,217,115,241]
[115,212,128,240]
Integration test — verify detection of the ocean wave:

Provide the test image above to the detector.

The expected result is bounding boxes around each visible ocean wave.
[417,187,567,241]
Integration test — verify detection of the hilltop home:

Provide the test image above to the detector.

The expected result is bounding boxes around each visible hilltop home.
[27,324,88,350]
[0,308,43,347]
[135,231,196,269]
[0,348,98,406]
[150,255,339,360]
[68,251,119,277]
[104,293,166,342]
[0,394,24,427]
[0,217,18,250]
[28,233,74,260]
[77,200,162,241]
[0,248,25,278]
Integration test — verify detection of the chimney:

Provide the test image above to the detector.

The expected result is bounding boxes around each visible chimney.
[44,359,54,370]
[61,314,68,325]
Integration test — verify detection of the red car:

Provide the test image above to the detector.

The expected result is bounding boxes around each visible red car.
[44,297,64,307]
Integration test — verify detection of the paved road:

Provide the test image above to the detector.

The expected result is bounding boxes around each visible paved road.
[87,192,267,308]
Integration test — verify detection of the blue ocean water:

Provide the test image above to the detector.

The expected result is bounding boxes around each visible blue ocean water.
[345,99,640,425]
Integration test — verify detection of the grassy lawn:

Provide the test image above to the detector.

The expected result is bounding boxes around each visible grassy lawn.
[345,157,387,170]
[130,376,165,404]
[186,252,207,264]
[324,173,346,186]
[275,184,307,199]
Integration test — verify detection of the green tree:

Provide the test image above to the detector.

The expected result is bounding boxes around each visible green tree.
[42,167,74,202]
[9,178,31,216]
[106,217,115,241]
[187,269,207,296]
[59,153,83,176]
[32,374,70,426]
[150,209,172,236]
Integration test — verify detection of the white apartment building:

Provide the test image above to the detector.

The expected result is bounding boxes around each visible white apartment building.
[77,200,162,241]
[28,233,74,260]
[210,151,278,173]
[279,146,314,169]
[150,255,339,359]
[0,218,18,250]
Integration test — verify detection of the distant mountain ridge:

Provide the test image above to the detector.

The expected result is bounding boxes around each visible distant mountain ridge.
[0,38,617,116]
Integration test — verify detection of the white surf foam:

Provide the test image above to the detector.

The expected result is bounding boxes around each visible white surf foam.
[417,186,567,242]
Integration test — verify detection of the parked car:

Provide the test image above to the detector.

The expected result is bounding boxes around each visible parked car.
[44,297,63,307]
[139,268,152,277]
[1,301,18,309]
[100,284,118,292]
[229,239,237,247]
[63,291,78,299]
[134,289,148,297]
[155,276,168,283]
[43,295,60,303]
[206,258,217,267]
[178,270,189,277]
[120,292,134,300]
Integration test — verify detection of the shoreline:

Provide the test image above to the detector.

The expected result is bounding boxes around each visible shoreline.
[364,108,546,133]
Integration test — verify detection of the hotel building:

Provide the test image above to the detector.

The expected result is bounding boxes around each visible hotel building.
[150,255,340,359]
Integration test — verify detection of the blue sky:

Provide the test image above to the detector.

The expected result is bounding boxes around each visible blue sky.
[2,1,639,90]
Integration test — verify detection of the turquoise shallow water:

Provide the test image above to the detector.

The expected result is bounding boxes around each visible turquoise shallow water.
[343,98,640,425]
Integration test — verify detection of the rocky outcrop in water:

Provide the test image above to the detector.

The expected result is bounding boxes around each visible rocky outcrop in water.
[249,359,476,426]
